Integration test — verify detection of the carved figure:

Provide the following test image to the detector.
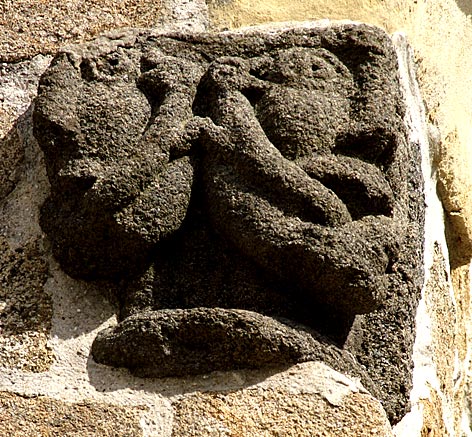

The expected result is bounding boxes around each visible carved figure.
[34,24,424,422]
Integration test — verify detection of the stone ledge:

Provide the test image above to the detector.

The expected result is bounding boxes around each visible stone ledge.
[173,388,393,436]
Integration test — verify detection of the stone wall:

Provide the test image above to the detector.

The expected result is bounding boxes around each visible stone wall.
[1,1,471,436]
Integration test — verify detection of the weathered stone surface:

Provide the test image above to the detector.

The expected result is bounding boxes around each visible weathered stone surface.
[91,308,379,396]
[1,0,472,434]
[437,129,472,267]
[174,391,393,436]
[172,369,394,437]
[0,0,164,62]
[0,391,145,437]
[455,0,472,16]
[0,55,52,202]
[0,55,54,372]
[0,236,52,372]
[0,56,52,137]
[33,23,424,423]
[0,126,23,201]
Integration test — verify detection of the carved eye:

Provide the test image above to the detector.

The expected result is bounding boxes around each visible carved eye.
[79,59,95,81]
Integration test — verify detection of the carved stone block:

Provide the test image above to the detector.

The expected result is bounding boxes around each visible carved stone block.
[33,23,424,422]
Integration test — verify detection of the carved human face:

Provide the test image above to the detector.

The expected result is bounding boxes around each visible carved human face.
[250,47,354,159]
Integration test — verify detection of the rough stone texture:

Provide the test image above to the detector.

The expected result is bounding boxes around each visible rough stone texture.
[450,264,472,433]
[0,391,145,436]
[2,0,472,435]
[0,237,50,335]
[0,0,163,62]
[421,245,457,435]
[161,0,209,31]
[0,126,23,201]
[421,389,449,437]
[437,130,472,267]
[207,0,472,271]
[91,308,379,398]
[203,15,472,432]
[173,388,394,436]
[33,23,424,423]
[391,30,472,437]
[455,0,472,16]
[0,58,54,372]
[0,55,52,138]
[0,236,52,372]
[0,53,55,372]
[0,56,52,204]
[405,242,472,436]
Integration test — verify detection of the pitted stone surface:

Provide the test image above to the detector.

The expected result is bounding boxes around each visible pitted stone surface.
[33,23,424,422]
[0,236,52,372]
[91,307,380,399]
[0,0,164,62]
[172,390,394,436]
[0,391,145,436]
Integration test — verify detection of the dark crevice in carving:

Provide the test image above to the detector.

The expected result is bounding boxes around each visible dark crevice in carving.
[298,155,395,220]
[240,85,265,107]
[334,128,400,168]
[248,66,286,85]
[108,56,120,67]
[79,59,95,81]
